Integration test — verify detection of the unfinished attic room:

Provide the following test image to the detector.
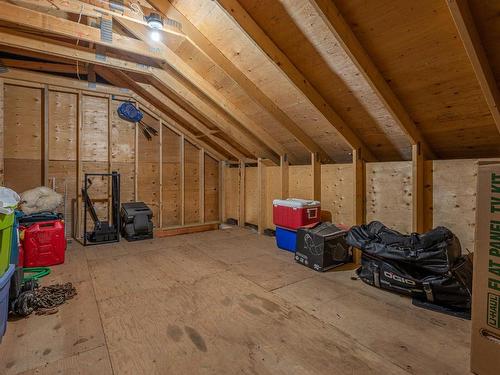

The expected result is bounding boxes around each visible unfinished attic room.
[1,0,500,374]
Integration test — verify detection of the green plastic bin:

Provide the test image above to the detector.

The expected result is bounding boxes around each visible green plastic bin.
[0,213,14,277]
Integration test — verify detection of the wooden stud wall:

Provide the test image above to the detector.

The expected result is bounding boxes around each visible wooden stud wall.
[1,77,220,238]
[183,140,201,225]
[204,155,220,223]
[321,164,354,226]
[244,167,258,225]
[223,158,482,255]
[137,111,161,227]
[162,127,182,227]
[366,161,413,234]
[3,84,43,193]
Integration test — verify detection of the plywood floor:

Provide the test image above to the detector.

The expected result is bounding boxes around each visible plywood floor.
[0,227,471,374]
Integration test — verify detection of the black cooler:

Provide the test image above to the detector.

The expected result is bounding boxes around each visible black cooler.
[295,222,352,271]
[120,202,154,241]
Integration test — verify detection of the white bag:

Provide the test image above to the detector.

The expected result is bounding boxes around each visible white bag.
[0,187,21,215]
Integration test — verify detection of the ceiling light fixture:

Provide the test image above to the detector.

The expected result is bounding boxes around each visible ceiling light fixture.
[145,12,163,42]
[145,13,164,30]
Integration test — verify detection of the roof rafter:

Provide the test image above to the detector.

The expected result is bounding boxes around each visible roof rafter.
[0,8,281,162]
[0,58,86,74]
[446,0,500,135]
[7,0,185,37]
[309,0,436,159]
[93,65,240,161]
[215,0,377,161]
[111,16,290,163]
[0,66,226,161]
[148,0,332,163]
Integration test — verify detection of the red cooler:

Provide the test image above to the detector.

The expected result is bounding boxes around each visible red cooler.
[273,198,320,230]
[21,220,66,267]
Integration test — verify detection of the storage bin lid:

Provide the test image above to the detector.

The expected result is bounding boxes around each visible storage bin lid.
[272,198,320,208]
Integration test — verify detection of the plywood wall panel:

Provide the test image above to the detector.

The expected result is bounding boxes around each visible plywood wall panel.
[162,127,182,227]
[204,155,219,222]
[366,162,412,234]
[110,99,135,163]
[138,112,160,163]
[4,84,42,160]
[81,95,108,162]
[244,166,258,225]
[137,111,160,227]
[432,159,477,253]
[48,160,77,231]
[4,84,42,192]
[321,164,354,226]
[112,162,135,203]
[223,166,240,221]
[138,161,160,228]
[265,165,281,230]
[184,140,200,225]
[4,159,42,193]
[49,91,77,161]
[289,165,312,200]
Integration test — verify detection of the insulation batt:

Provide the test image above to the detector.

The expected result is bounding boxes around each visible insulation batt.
[20,186,63,215]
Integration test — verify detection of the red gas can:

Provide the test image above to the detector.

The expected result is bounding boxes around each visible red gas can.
[21,220,66,267]
[273,198,320,230]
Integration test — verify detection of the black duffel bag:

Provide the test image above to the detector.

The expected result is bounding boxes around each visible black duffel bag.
[357,253,471,309]
[347,221,461,274]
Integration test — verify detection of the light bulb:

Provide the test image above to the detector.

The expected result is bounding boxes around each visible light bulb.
[151,30,161,42]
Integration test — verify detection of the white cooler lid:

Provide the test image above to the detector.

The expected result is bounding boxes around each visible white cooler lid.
[272,198,320,208]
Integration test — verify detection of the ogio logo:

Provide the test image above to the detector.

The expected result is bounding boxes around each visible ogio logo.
[383,271,416,286]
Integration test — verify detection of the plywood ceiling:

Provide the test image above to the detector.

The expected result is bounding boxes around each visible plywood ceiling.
[0,0,498,163]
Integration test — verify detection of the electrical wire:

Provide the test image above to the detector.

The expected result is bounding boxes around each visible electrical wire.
[75,4,84,80]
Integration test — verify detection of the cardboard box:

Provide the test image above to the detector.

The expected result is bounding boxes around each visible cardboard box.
[471,162,500,374]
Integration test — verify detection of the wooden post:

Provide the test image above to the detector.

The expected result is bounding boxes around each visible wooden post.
[280,154,289,199]
[353,148,365,264]
[312,152,321,201]
[159,118,163,228]
[0,79,4,187]
[219,160,225,223]
[180,134,185,226]
[423,160,434,232]
[76,91,83,240]
[257,158,266,234]
[107,95,112,221]
[200,148,205,224]
[239,160,245,227]
[42,85,49,186]
[134,101,139,201]
[412,142,424,233]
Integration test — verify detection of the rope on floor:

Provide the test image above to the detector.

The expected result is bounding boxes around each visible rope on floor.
[11,281,77,316]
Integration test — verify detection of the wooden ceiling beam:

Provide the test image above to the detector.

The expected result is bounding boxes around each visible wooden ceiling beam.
[112,17,289,163]
[0,58,86,74]
[309,0,436,160]
[139,82,251,161]
[92,66,230,161]
[7,0,185,37]
[0,45,75,64]
[148,0,331,163]
[447,0,500,135]
[138,83,254,161]
[0,2,283,162]
[215,0,377,162]
[0,30,274,163]
[0,66,228,161]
